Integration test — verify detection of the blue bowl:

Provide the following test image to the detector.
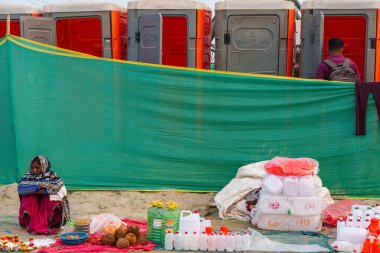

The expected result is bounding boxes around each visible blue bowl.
[60,232,89,245]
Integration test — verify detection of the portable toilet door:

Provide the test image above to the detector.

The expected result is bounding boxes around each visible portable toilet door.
[214,0,296,76]
[38,2,128,60]
[0,4,41,38]
[127,0,212,68]
[300,0,380,82]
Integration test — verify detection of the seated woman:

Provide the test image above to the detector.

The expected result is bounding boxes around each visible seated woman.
[18,156,71,235]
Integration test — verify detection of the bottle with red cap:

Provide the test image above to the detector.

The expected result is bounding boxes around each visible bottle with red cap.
[164,231,174,250]
[242,231,251,251]
[217,231,226,251]
[190,231,199,251]
[225,232,234,252]
[208,231,217,251]
[234,232,243,252]
[173,231,183,250]
[362,238,372,253]
[199,231,208,251]
[372,238,380,253]
[182,231,191,250]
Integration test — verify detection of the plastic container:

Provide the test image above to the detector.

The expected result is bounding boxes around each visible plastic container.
[182,231,190,250]
[340,227,369,244]
[173,231,183,250]
[368,218,380,234]
[331,240,359,252]
[220,226,229,235]
[336,217,345,241]
[161,201,180,244]
[355,218,362,228]
[60,232,88,245]
[200,217,212,233]
[199,231,208,251]
[62,221,76,234]
[242,231,251,251]
[190,232,199,251]
[373,238,380,253]
[234,232,243,252]
[147,201,159,237]
[179,210,201,235]
[298,176,315,197]
[164,231,174,250]
[262,174,283,195]
[362,238,372,253]
[217,231,226,251]
[207,232,217,251]
[353,206,363,220]
[225,232,234,252]
[363,218,371,229]
[283,176,299,197]
[346,213,355,227]
[257,195,290,215]
[290,197,323,216]
[289,215,322,232]
[150,202,165,244]
[364,207,375,219]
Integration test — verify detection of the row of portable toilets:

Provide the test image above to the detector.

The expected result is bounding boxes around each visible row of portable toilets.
[1,0,380,82]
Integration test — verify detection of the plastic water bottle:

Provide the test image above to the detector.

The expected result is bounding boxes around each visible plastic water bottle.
[190,231,199,251]
[363,218,371,229]
[174,231,183,250]
[182,231,191,250]
[165,231,174,250]
[234,232,243,252]
[225,232,234,252]
[337,217,345,241]
[364,207,375,219]
[356,218,362,228]
[217,231,226,251]
[200,217,212,233]
[208,232,217,251]
[242,231,251,251]
[353,207,363,220]
[346,215,355,227]
[199,231,208,251]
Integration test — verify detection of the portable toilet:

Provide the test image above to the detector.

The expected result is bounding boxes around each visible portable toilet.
[0,4,41,38]
[127,0,212,69]
[300,0,380,82]
[22,2,128,59]
[214,0,296,76]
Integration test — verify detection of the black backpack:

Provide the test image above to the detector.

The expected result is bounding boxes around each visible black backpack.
[323,58,360,83]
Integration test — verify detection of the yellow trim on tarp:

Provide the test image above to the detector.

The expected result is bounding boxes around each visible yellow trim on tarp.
[5,35,353,84]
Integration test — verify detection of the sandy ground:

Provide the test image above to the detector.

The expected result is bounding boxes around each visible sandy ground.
[0,183,249,230]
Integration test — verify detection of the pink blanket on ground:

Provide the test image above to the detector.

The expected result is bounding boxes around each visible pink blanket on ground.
[38,218,155,253]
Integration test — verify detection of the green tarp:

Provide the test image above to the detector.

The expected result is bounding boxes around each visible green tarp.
[1,35,379,196]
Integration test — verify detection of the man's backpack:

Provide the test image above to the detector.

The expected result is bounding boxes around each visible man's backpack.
[323,58,360,82]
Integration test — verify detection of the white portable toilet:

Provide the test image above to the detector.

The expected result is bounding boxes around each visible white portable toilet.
[0,4,41,38]
[21,2,128,59]
[300,0,380,82]
[127,0,212,68]
[214,0,296,76]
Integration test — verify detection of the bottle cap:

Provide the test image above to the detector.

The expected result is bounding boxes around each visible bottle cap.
[193,232,197,234]
[236,232,240,235]
[219,231,223,235]
[194,210,199,213]
[167,231,172,234]
[185,231,188,234]
[202,232,206,234]
[176,231,180,234]
[243,231,248,234]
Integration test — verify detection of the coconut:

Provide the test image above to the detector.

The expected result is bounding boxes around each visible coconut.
[116,238,130,249]
[102,234,116,246]
[137,234,148,246]
[127,225,140,237]
[125,233,137,245]
[115,224,128,239]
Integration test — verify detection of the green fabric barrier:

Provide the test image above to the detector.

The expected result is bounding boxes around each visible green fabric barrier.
[1,35,379,196]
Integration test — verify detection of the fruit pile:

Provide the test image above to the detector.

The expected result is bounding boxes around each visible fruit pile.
[0,235,36,252]
[102,224,148,249]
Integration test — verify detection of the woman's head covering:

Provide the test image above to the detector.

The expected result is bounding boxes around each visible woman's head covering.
[20,156,64,194]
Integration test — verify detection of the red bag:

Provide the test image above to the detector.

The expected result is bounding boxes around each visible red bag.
[322,200,361,226]
[264,157,318,176]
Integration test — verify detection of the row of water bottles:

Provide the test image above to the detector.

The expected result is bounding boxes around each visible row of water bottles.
[345,206,380,229]
[165,231,251,251]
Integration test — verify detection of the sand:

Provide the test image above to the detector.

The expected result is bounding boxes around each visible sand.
[0,183,219,220]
